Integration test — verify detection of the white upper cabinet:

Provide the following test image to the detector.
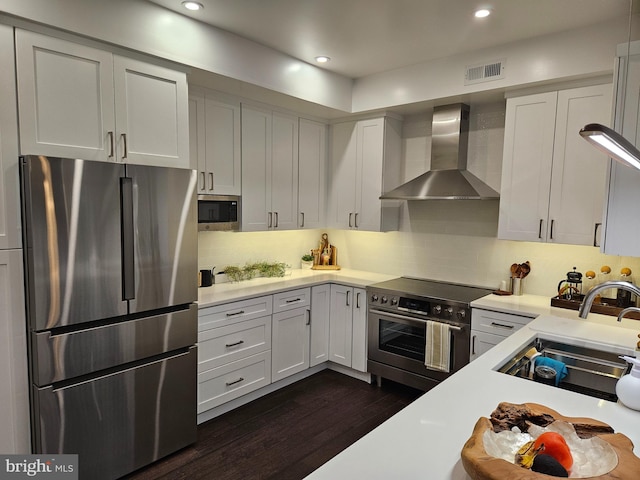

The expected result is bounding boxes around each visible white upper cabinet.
[298,118,327,229]
[15,29,190,168]
[328,117,401,231]
[498,83,612,245]
[241,105,298,231]
[602,42,640,256]
[189,89,241,195]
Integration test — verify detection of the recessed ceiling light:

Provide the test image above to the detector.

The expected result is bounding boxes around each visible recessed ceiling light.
[474,8,491,18]
[182,1,204,11]
[315,56,331,64]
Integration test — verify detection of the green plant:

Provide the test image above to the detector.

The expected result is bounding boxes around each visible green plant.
[222,261,290,282]
[301,254,314,262]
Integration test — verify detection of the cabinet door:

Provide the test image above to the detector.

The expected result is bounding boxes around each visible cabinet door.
[548,84,612,246]
[0,24,21,250]
[271,112,299,230]
[329,285,353,367]
[351,288,368,372]
[271,307,310,382]
[204,94,241,195]
[241,105,271,231]
[355,119,385,231]
[310,284,330,367]
[328,121,358,228]
[15,29,115,161]
[189,92,207,191]
[498,92,557,241]
[113,56,189,168]
[298,119,327,229]
[0,249,30,453]
[470,330,504,362]
[603,50,640,256]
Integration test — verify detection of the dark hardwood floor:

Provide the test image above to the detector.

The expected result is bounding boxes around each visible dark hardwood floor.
[124,370,422,480]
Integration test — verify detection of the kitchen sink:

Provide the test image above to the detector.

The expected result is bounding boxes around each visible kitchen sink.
[497,338,629,401]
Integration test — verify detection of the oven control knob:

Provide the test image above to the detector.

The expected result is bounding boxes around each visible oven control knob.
[457,310,466,320]
[381,296,388,304]
[371,294,379,303]
[433,304,442,314]
[390,297,398,305]
[445,307,453,317]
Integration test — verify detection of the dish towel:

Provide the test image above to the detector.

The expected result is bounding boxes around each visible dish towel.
[425,320,451,373]
[534,356,569,386]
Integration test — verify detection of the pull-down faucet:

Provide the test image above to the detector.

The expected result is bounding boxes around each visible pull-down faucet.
[578,281,640,319]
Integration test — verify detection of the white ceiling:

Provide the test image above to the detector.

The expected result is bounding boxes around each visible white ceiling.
[146,0,630,79]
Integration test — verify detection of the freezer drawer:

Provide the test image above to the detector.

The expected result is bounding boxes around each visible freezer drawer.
[32,346,197,480]
[32,305,197,385]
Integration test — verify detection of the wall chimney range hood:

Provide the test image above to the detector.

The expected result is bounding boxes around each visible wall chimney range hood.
[380,103,499,200]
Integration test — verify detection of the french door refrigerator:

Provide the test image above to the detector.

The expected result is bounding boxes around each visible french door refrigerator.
[20,155,198,480]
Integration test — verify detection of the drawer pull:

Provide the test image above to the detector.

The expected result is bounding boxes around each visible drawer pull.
[225,377,244,386]
[225,340,244,348]
[226,310,245,317]
[490,321,514,330]
[471,335,476,355]
[285,298,302,304]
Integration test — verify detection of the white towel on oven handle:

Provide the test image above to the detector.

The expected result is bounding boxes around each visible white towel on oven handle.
[425,320,451,373]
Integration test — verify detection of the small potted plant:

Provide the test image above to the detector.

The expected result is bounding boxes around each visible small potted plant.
[301,254,314,269]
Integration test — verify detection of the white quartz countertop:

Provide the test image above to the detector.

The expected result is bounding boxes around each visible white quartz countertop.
[197,268,395,308]
[305,308,640,479]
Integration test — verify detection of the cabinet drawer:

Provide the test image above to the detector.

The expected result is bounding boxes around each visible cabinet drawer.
[272,288,310,313]
[197,351,271,413]
[199,295,272,331]
[198,315,271,372]
[471,309,534,337]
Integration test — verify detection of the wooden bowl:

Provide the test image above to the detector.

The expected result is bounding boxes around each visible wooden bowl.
[461,402,640,479]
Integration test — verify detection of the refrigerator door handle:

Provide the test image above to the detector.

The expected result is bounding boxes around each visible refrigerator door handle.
[121,177,135,300]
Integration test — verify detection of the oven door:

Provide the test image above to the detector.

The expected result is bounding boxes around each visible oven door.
[368,308,470,380]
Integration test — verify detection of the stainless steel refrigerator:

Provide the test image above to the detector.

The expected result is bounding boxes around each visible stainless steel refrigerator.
[20,155,198,480]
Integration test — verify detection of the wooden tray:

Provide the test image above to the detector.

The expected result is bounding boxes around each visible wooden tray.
[550,295,640,320]
[311,265,341,270]
[461,402,640,480]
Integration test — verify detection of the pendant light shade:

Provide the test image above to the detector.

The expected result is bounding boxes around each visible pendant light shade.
[580,123,640,170]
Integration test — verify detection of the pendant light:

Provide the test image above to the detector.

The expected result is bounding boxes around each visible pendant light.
[579,123,640,170]
[580,1,640,170]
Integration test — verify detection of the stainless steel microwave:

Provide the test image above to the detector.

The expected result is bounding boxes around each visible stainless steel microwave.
[197,194,240,231]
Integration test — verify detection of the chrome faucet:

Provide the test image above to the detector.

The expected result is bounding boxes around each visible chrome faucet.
[578,281,640,319]
[617,306,640,322]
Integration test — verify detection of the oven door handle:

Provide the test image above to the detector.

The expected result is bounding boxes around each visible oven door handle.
[368,309,463,331]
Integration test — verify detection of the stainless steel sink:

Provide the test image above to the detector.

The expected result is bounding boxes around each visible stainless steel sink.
[497,338,629,401]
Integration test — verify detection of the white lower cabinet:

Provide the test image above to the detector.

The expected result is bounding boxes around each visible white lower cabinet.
[197,296,272,413]
[329,285,367,372]
[310,284,330,367]
[470,308,536,361]
[271,288,311,382]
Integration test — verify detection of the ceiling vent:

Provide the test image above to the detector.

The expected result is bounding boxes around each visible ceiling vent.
[464,59,505,85]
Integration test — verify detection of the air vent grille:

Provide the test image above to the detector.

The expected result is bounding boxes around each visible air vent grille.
[465,59,505,85]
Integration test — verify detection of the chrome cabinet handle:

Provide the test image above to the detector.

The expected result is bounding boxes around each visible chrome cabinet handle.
[285,298,301,304]
[306,308,311,326]
[121,133,128,159]
[471,335,476,355]
[107,131,114,158]
[226,310,245,317]
[594,222,602,247]
[356,291,361,309]
[225,377,244,386]
[538,219,543,239]
[274,212,279,228]
[348,213,353,227]
[225,340,244,348]
[346,290,351,307]
[354,213,359,228]
[268,212,273,228]
[550,219,555,240]
[300,212,305,228]
[200,172,206,190]
[209,172,214,191]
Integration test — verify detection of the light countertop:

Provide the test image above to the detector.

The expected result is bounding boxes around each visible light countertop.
[304,306,640,479]
[197,268,396,308]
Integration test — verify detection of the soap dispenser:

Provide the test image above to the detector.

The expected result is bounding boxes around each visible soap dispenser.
[617,355,640,411]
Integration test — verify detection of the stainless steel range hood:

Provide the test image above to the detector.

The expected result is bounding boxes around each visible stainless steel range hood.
[380,103,499,200]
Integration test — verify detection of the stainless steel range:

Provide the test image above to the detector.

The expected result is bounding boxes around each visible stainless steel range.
[367,277,493,391]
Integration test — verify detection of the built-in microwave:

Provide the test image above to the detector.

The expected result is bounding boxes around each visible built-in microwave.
[197,194,240,231]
